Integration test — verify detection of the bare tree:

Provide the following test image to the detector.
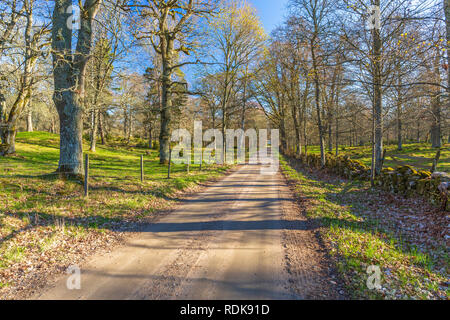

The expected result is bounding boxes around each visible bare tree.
[85,2,125,152]
[445,0,450,93]
[0,0,49,155]
[126,0,216,163]
[289,0,337,166]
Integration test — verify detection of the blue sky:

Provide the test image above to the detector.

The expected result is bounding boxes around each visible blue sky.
[249,0,289,34]
[180,0,289,85]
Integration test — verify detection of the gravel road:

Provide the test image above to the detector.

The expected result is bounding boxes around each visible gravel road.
[35,164,344,300]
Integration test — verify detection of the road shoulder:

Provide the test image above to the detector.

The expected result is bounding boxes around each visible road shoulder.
[279,171,347,300]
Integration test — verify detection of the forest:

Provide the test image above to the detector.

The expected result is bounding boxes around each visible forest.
[0,0,449,302]
[0,0,448,172]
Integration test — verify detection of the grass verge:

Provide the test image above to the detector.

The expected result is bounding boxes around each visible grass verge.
[280,156,449,300]
[0,132,232,299]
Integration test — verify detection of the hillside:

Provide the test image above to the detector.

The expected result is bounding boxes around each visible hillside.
[0,132,230,299]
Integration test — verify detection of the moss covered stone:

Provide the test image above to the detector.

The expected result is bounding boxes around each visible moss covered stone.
[418,170,431,179]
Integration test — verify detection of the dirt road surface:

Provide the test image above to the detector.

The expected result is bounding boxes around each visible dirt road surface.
[35,164,343,300]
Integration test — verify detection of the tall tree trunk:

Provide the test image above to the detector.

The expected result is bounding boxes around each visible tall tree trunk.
[89,109,97,152]
[396,68,403,151]
[26,110,33,132]
[291,82,301,158]
[1,0,34,156]
[50,115,55,134]
[148,125,153,149]
[0,92,5,123]
[430,101,441,148]
[98,111,105,145]
[333,57,342,156]
[396,112,402,150]
[54,95,84,174]
[279,93,288,154]
[0,92,5,145]
[372,0,383,175]
[311,41,325,167]
[1,91,31,156]
[127,109,133,143]
[0,128,16,155]
[52,0,101,175]
[159,37,173,164]
[328,118,332,152]
[371,108,376,186]
[431,49,442,148]
[123,108,128,139]
[303,115,308,156]
[445,0,450,94]
[335,114,339,156]
[292,105,301,158]
[220,75,231,163]
[241,65,248,130]
[416,119,420,143]
[335,89,340,156]
[301,81,310,158]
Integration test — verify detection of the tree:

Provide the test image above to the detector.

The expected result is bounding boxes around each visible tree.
[51,0,102,175]
[289,0,337,166]
[254,46,290,153]
[144,60,163,149]
[0,0,49,155]
[127,0,216,164]
[340,0,430,179]
[204,0,266,145]
[445,0,449,93]
[429,43,443,148]
[0,0,24,126]
[196,74,222,131]
[85,2,125,151]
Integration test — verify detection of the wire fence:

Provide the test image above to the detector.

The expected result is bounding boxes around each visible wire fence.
[0,149,225,198]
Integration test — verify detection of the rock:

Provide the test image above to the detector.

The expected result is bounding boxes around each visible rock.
[432,172,450,182]
[438,182,449,194]
[397,165,418,175]
[418,170,431,179]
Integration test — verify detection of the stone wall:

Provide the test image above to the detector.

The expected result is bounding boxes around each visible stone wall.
[296,152,449,211]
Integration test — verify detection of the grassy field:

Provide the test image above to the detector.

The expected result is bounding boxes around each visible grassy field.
[306,143,450,172]
[0,132,231,298]
[281,157,449,300]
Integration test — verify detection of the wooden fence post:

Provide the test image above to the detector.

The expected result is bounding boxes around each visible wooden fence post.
[167,145,172,179]
[187,157,190,174]
[140,155,144,182]
[431,149,441,173]
[84,154,89,197]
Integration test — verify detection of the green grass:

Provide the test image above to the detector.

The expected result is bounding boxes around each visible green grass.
[306,143,450,172]
[280,156,449,300]
[0,132,231,277]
